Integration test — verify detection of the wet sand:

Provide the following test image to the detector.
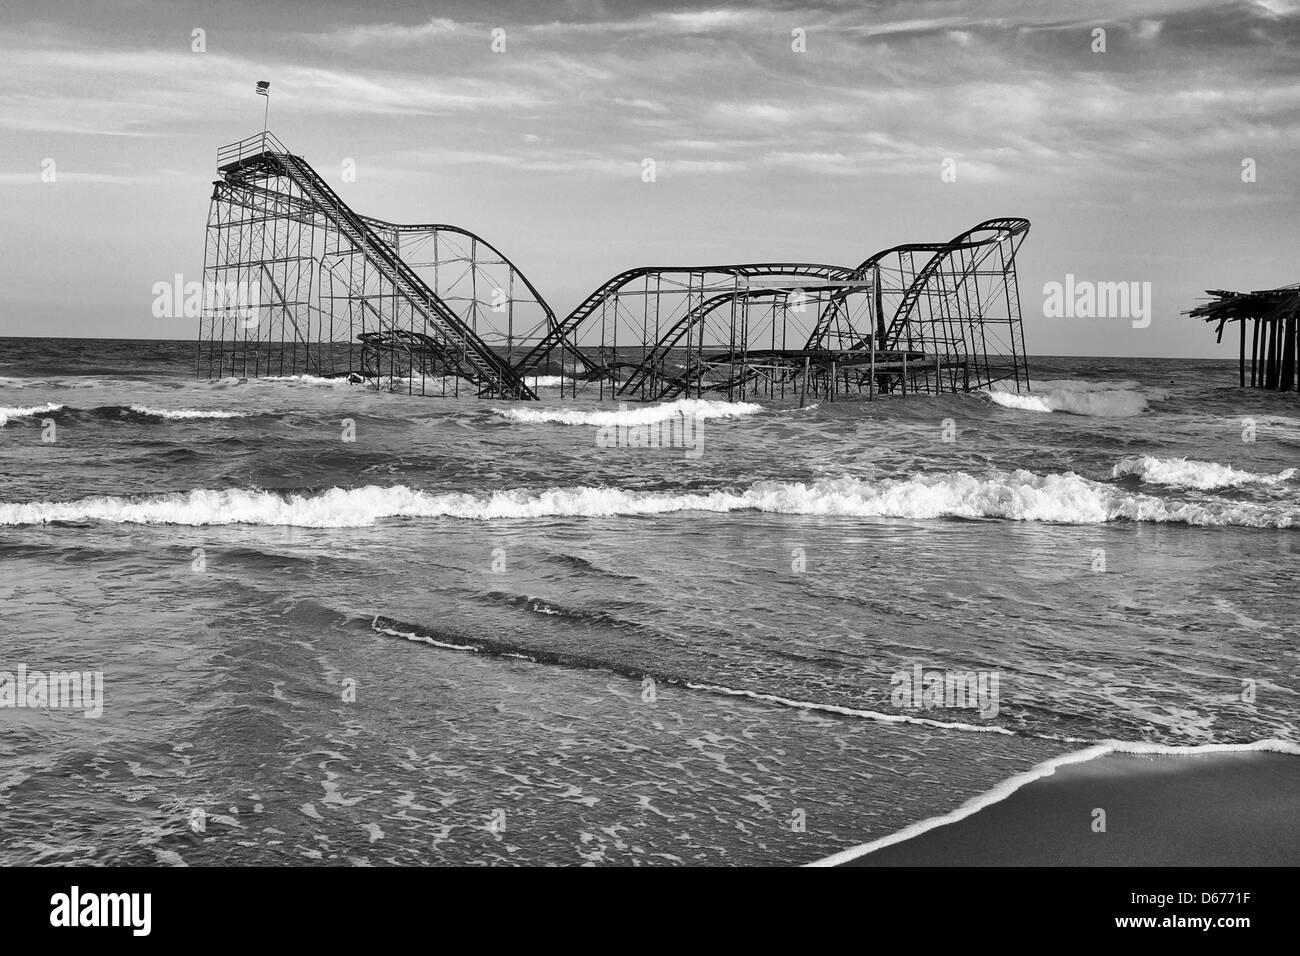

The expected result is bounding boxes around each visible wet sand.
[828,749,1300,866]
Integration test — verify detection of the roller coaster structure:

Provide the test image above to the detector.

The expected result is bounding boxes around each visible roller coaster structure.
[199,132,1030,401]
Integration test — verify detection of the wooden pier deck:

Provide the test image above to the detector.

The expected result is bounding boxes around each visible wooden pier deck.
[1188,285,1299,391]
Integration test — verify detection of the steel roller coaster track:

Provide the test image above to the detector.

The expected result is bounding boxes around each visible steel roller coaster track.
[199,132,1030,401]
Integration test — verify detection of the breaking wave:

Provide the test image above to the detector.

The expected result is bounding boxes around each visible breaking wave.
[987,379,1167,418]
[493,398,764,426]
[0,403,63,426]
[1,404,255,423]
[522,375,572,389]
[127,405,251,420]
[257,374,361,387]
[1114,455,1296,490]
[2,471,1294,528]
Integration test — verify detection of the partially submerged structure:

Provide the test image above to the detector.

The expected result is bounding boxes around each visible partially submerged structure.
[1188,285,1299,391]
[199,132,1031,400]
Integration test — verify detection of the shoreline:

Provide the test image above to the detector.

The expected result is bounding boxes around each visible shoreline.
[814,740,1300,867]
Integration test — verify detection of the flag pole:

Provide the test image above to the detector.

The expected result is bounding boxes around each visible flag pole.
[255,80,271,149]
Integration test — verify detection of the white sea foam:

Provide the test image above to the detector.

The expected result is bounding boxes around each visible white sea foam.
[128,405,251,420]
[1114,455,1296,490]
[524,376,571,389]
[0,376,103,389]
[218,374,391,389]
[807,738,1300,867]
[374,375,477,393]
[1,471,1294,528]
[0,402,62,426]
[373,621,479,653]
[494,398,764,426]
[258,375,357,387]
[987,379,1167,418]
[686,683,1015,735]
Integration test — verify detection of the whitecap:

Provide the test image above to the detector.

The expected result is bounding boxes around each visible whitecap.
[1,471,1293,528]
[1113,455,1296,490]
[128,405,251,420]
[0,402,63,426]
[987,379,1168,418]
[493,398,764,427]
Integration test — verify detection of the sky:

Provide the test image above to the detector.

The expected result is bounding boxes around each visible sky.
[1,0,1298,356]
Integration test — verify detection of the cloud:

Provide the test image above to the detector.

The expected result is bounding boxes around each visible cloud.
[612,97,669,113]
[0,171,185,186]
[1135,18,1165,39]
[305,17,463,48]
[1252,0,1300,16]
[0,41,552,138]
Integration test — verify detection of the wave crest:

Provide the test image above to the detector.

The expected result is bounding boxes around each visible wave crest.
[2,471,1293,528]
[1114,455,1296,490]
[127,405,251,420]
[493,398,764,427]
[987,379,1166,418]
[0,403,63,426]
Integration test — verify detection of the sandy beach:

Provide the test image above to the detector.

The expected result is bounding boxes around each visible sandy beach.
[831,748,1300,866]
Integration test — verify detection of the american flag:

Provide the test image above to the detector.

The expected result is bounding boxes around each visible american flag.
[255,81,270,96]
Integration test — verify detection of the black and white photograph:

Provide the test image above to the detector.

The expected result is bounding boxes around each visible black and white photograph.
[0,0,1296,930]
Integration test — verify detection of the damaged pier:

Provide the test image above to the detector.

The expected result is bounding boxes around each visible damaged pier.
[1188,285,1299,391]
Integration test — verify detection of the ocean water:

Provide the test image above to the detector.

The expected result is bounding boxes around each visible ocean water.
[0,337,1296,866]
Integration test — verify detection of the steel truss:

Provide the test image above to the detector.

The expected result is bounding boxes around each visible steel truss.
[200,133,1030,401]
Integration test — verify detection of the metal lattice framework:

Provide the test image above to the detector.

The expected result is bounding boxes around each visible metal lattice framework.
[518,218,1031,402]
[198,132,540,398]
[199,132,1030,401]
